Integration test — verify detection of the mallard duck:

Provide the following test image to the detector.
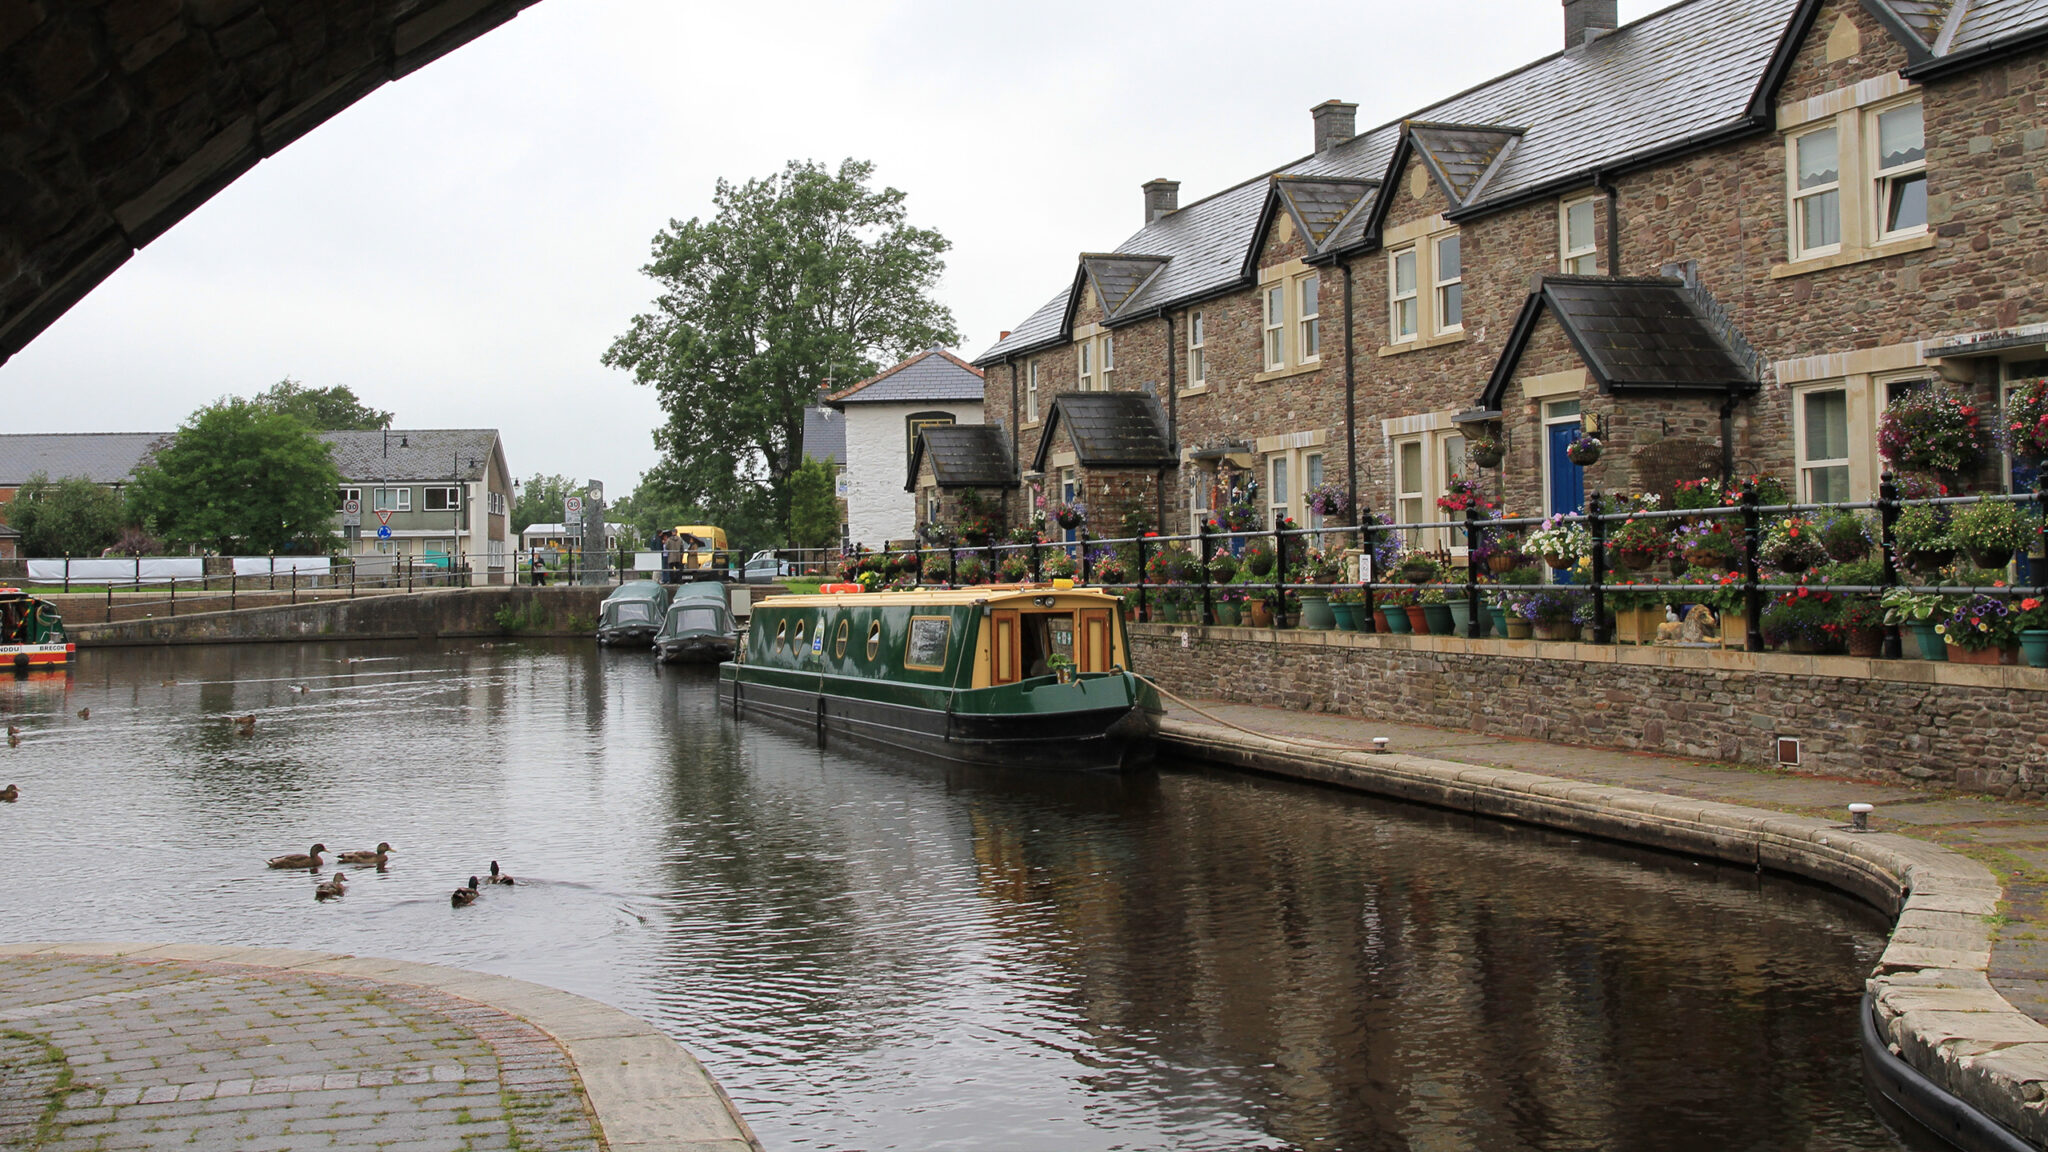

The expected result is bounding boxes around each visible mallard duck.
[451,877,481,907]
[5,734,16,748]
[267,844,327,869]
[75,708,88,720]
[232,714,255,727]
[315,871,347,900]
[486,860,514,885]
[6,725,19,736]
[0,784,17,802]
[337,842,394,865]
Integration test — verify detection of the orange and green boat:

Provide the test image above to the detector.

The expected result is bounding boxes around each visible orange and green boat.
[718,583,1160,771]
[1,588,72,670]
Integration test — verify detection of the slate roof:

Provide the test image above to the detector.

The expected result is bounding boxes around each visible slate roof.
[1272,176,1381,254]
[907,424,1017,490]
[1908,0,2048,69]
[1408,123,1525,206]
[1079,254,1171,322]
[1482,277,1758,407]
[320,429,501,484]
[802,406,846,464]
[827,348,984,406]
[1031,393,1177,472]
[0,432,169,485]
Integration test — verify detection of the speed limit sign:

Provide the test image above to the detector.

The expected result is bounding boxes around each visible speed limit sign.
[342,499,360,515]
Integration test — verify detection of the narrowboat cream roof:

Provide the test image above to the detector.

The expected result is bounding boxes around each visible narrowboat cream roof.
[754,584,1120,610]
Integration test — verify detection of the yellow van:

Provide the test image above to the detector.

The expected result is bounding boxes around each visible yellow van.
[669,525,729,571]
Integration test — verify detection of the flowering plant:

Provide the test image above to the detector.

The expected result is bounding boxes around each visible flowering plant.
[1762,585,1844,650]
[1607,516,1672,568]
[1516,588,1588,624]
[2012,596,2048,632]
[1145,544,1198,584]
[1042,549,1077,579]
[1306,481,1348,518]
[1526,515,1592,566]
[1760,516,1827,573]
[1207,551,1240,583]
[1045,499,1086,530]
[1879,388,1990,476]
[1359,511,1405,577]
[1937,594,2015,650]
[1467,431,1504,467]
[1818,510,1873,562]
[1298,548,1342,584]
[1672,475,1792,509]
[1435,475,1494,516]
[998,553,1031,582]
[2005,378,2048,465]
[1674,519,1741,568]
[955,555,987,584]
[1089,551,1126,585]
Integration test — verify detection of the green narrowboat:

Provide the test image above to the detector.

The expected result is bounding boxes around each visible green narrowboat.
[1,587,73,670]
[653,581,735,665]
[717,584,1160,771]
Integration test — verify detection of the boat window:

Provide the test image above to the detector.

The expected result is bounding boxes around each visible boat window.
[774,619,787,651]
[610,602,653,624]
[793,618,808,650]
[1019,612,1076,679]
[670,607,720,632]
[834,619,850,658]
[904,615,951,670]
[866,621,882,661]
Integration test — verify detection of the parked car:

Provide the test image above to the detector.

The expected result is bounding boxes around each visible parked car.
[744,550,793,583]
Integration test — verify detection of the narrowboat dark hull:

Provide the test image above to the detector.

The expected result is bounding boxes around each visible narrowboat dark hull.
[597,624,660,647]
[655,632,736,664]
[717,669,1157,772]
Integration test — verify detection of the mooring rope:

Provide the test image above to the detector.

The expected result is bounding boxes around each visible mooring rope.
[1132,673,1379,753]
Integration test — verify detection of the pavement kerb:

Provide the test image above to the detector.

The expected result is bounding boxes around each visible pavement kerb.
[1161,716,2048,1148]
[0,940,763,1152]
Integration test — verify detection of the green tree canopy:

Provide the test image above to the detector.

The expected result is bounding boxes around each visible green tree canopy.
[603,157,957,536]
[511,473,580,535]
[8,474,127,557]
[786,455,840,551]
[128,399,343,554]
[250,378,393,431]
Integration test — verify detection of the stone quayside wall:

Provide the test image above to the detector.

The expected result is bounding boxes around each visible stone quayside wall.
[1131,625,2048,798]
[67,586,607,646]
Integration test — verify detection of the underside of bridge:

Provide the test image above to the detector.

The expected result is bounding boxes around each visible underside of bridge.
[0,0,539,368]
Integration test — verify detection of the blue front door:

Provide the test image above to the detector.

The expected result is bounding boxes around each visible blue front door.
[1547,420,1585,516]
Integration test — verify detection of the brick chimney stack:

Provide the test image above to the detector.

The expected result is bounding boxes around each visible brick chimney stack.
[1563,0,1618,47]
[1312,100,1357,155]
[1143,179,1180,223]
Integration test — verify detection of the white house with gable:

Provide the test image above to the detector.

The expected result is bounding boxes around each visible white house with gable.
[827,348,985,549]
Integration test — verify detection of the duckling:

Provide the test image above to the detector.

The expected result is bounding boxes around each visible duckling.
[232,714,255,727]
[290,684,309,694]
[267,843,327,870]
[75,708,88,720]
[5,733,16,748]
[0,784,16,802]
[337,842,394,866]
[315,871,347,900]
[451,877,481,907]
[6,724,19,736]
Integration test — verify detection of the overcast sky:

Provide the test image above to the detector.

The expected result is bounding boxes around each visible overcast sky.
[2,0,1664,493]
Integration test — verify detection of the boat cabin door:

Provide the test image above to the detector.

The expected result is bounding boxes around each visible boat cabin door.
[989,609,1021,685]
[1077,608,1112,672]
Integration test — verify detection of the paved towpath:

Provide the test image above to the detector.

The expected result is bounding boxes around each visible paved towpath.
[1164,697,2048,1022]
[0,942,760,1152]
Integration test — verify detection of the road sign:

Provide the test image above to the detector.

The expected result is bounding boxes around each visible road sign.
[564,496,583,516]
[376,526,392,540]
[376,509,393,527]
[342,499,360,515]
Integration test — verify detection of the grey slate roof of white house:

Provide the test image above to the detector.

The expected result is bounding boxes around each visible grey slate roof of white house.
[319,430,500,483]
[826,348,985,406]
[974,0,2048,365]
[802,406,847,463]
[0,432,169,485]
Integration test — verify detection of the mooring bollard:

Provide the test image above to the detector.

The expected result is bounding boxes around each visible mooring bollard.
[1849,803,1874,832]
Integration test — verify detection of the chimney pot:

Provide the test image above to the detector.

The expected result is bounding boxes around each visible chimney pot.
[999,330,1011,340]
[1563,0,1618,47]
[1143,179,1180,224]
[1312,100,1358,155]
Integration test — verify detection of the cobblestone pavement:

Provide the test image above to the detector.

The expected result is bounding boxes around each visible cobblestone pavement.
[1165,697,2048,1024]
[0,945,761,1152]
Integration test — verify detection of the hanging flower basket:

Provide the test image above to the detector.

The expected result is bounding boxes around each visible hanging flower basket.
[1564,432,1604,466]
[1467,432,1504,469]
[1047,499,1086,530]
[2005,378,2048,466]
[1880,387,1989,477]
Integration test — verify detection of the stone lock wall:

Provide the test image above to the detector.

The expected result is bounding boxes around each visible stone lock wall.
[1131,625,2048,797]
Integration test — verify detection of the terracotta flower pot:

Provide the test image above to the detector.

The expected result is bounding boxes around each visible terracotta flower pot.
[1405,605,1431,634]
[1946,642,2018,666]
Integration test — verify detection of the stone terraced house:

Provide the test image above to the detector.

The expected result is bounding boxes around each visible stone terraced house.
[965,0,2048,556]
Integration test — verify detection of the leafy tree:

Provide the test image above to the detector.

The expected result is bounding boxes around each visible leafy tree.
[511,473,580,534]
[8,474,127,557]
[603,158,957,537]
[250,378,393,431]
[787,455,840,551]
[127,399,343,554]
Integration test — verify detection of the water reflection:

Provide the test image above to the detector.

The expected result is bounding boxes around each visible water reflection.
[0,642,1898,1151]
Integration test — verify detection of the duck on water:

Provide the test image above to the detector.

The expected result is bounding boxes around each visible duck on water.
[718,583,1160,772]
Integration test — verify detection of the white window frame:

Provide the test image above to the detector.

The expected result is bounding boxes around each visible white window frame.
[1561,196,1599,274]
[1188,311,1206,388]
[373,487,411,513]
[1267,454,1291,528]
[1870,97,1927,243]
[1389,247,1418,343]
[1432,234,1463,335]
[1790,124,1843,258]
[1026,359,1040,423]
[336,487,361,512]
[1390,430,1470,553]
[1298,273,1320,362]
[1077,340,1093,391]
[424,485,460,512]
[1263,284,1287,370]
[1794,385,1852,505]
[1189,465,1214,535]
[1099,333,1114,392]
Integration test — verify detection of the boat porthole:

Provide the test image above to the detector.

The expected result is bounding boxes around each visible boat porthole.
[774,620,787,651]
[794,619,807,649]
[865,621,881,661]
[834,619,850,658]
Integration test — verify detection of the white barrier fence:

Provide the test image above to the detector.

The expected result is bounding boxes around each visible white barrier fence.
[24,557,331,585]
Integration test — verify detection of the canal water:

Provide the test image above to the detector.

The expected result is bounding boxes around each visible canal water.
[1,641,1900,1151]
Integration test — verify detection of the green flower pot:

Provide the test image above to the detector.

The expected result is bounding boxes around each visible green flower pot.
[1298,593,1335,631]
[1488,605,1509,637]
[1381,605,1412,634]
[1904,618,1947,661]
[2021,629,2048,669]
[1445,599,1471,637]
[1423,603,1454,635]
[1330,603,1358,631]
[1215,603,1242,627]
